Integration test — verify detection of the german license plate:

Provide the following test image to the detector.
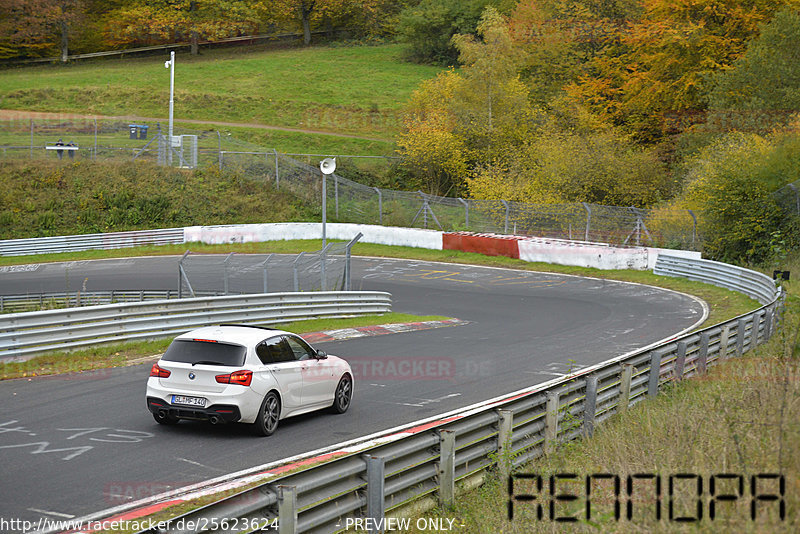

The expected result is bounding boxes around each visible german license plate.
[172,395,206,407]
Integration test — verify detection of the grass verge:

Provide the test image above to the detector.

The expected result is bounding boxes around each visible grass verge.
[396,257,799,533]
[0,312,449,380]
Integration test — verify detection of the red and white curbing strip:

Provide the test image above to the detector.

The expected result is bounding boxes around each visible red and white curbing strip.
[300,318,468,344]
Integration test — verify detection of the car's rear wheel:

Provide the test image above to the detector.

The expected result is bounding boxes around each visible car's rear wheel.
[331,374,352,414]
[252,391,280,436]
[153,411,179,425]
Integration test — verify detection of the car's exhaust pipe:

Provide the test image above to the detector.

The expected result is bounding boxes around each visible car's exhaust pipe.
[157,409,168,419]
[209,415,220,425]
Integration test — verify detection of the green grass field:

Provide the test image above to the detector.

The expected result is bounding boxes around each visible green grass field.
[1,44,441,143]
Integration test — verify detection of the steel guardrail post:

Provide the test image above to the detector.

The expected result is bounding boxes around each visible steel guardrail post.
[751,311,763,351]
[619,364,634,414]
[496,410,513,480]
[364,455,385,534]
[581,202,591,241]
[764,305,774,340]
[439,429,456,510]
[736,318,747,356]
[674,341,688,380]
[544,391,559,454]
[697,332,710,375]
[583,375,598,438]
[277,485,297,534]
[648,350,665,398]
[500,200,510,234]
[719,324,731,360]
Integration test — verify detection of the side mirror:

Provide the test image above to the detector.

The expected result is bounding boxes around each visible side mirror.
[316,350,328,360]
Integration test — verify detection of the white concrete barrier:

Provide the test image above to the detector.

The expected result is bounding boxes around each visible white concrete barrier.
[184,223,444,250]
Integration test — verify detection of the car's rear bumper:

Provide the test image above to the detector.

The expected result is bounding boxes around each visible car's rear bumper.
[147,396,242,423]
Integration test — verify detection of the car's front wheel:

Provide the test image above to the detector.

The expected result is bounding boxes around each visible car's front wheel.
[252,391,280,436]
[331,374,352,414]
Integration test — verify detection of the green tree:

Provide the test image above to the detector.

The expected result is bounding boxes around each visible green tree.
[397,0,514,65]
[679,132,798,263]
[706,7,800,133]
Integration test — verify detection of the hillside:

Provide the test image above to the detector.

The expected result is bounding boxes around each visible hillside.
[0,44,442,147]
[0,160,315,239]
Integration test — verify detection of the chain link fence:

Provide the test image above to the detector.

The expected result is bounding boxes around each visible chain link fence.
[0,118,727,250]
[178,235,361,297]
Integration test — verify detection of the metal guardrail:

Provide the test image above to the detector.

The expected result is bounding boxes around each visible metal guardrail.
[0,289,224,313]
[654,254,778,305]
[0,228,184,256]
[121,257,783,534]
[0,291,391,360]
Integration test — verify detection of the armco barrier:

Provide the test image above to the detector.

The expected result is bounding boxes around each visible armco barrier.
[97,256,781,534]
[655,254,777,305]
[0,228,184,256]
[0,291,391,360]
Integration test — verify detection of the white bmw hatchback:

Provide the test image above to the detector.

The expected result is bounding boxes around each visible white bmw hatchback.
[146,324,353,436]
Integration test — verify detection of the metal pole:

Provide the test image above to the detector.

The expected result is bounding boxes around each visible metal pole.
[322,171,327,249]
[320,243,332,292]
[334,174,339,218]
[688,209,697,248]
[262,253,273,293]
[30,119,33,159]
[167,50,175,166]
[583,375,598,438]
[458,198,469,229]
[178,250,190,298]
[674,341,687,380]
[365,455,385,534]
[223,252,234,295]
[275,149,280,188]
[277,485,297,534]
[619,364,633,414]
[648,350,664,398]
[544,391,559,454]
[217,131,222,170]
[293,252,305,292]
[697,332,710,375]
[439,430,456,509]
[94,118,98,161]
[344,232,363,291]
[582,202,591,241]
[501,200,510,234]
[497,409,513,479]
[373,187,382,225]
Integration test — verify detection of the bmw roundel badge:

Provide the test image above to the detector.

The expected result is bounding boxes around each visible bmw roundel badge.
[188,372,196,380]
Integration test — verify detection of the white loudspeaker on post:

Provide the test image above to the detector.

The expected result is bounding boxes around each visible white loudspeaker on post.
[320,157,336,175]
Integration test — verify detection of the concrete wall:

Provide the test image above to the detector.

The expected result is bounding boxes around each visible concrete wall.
[184,224,700,271]
[184,223,444,250]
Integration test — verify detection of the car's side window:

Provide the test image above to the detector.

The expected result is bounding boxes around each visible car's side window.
[257,337,294,363]
[285,336,314,361]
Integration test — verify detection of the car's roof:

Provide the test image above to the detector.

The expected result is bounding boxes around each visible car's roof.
[174,325,292,346]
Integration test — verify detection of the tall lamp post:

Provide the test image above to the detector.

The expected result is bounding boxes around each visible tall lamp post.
[164,51,175,166]
[319,157,336,249]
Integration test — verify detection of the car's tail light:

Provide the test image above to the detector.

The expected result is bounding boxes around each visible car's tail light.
[216,370,252,386]
[150,363,171,378]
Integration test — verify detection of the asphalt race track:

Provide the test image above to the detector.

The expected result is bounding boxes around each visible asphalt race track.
[0,255,706,526]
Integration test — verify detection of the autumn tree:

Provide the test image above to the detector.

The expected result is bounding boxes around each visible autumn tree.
[103,0,262,53]
[0,0,86,60]
[508,0,642,105]
[397,7,531,195]
[706,6,800,133]
[567,0,787,143]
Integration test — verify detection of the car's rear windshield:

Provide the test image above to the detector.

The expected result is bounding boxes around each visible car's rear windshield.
[162,339,246,366]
